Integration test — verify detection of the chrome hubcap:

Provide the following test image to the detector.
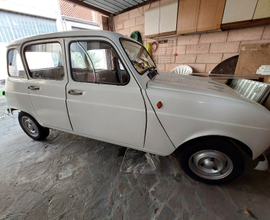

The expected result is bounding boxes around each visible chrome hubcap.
[189,150,233,180]
[21,116,39,137]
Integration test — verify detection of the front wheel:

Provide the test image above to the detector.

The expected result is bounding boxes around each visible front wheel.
[178,138,245,184]
[18,112,49,141]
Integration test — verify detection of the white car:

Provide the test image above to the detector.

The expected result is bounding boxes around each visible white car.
[5,30,270,184]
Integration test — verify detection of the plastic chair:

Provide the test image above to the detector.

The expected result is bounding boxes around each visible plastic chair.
[171,65,193,75]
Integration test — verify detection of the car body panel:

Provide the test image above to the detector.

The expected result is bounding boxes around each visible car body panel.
[26,78,72,131]
[142,90,176,156]
[146,74,270,159]
[66,77,146,148]
[21,39,72,131]
[5,45,41,124]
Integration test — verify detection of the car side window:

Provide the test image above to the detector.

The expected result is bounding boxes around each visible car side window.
[8,49,25,77]
[25,42,64,80]
[69,41,129,85]
[70,42,95,83]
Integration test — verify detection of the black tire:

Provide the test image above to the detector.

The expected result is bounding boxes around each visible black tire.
[18,111,49,141]
[178,137,245,185]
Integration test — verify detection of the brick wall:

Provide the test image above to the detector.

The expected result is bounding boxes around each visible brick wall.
[60,0,97,22]
[114,2,270,73]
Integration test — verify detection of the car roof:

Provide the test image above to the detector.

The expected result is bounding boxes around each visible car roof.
[7,30,130,47]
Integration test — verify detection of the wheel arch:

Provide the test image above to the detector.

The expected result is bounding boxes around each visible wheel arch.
[18,110,43,126]
[18,111,49,141]
[174,135,253,159]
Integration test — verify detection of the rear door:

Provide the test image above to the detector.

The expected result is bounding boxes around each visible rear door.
[65,38,146,148]
[6,47,35,117]
[23,39,72,131]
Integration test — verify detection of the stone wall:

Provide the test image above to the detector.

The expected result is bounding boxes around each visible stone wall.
[113,2,270,73]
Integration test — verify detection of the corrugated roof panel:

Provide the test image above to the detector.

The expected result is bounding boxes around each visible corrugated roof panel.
[123,0,138,6]
[115,0,134,8]
[96,0,127,10]
[88,0,124,11]
[84,1,118,13]
[0,10,57,43]
[68,0,156,15]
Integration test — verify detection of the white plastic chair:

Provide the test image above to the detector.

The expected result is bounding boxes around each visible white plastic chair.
[171,65,193,75]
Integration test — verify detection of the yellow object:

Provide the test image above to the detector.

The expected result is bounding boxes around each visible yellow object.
[146,43,152,56]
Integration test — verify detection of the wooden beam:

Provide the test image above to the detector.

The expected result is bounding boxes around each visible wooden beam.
[101,16,109,30]
[221,17,270,30]
[145,31,177,39]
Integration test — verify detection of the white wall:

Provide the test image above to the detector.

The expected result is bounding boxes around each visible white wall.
[63,20,100,31]
[0,43,7,80]
[0,0,101,80]
[0,0,62,79]
[0,0,60,19]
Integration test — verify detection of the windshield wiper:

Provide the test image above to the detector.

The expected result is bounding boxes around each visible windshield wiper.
[132,60,145,69]
[137,58,150,67]
[141,66,154,75]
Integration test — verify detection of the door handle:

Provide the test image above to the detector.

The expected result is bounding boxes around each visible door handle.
[28,85,40,90]
[68,90,83,95]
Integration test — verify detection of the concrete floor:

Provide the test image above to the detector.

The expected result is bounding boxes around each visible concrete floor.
[1,88,270,219]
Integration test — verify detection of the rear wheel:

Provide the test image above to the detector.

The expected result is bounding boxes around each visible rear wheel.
[18,112,49,141]
[178,137,245,184]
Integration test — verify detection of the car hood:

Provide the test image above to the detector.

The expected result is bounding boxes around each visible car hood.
[147,73,252,103]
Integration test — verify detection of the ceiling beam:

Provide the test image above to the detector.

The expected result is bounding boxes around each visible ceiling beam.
[66,0,111,16]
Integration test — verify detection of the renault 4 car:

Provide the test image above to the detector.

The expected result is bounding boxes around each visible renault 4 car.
[5,30,270,184]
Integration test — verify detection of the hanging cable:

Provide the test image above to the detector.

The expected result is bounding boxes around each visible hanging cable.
[151,42,158,52]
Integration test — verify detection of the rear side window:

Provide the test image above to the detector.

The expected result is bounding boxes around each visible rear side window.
[25,42,64,80]
[8,49,25,77]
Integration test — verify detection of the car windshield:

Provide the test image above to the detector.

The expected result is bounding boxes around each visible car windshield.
[120,38,156,75]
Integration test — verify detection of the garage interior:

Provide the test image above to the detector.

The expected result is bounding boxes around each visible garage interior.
[1,0,270,219]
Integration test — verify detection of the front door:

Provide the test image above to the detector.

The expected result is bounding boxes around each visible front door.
[23,40,72,131]
[65,38,146,148]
